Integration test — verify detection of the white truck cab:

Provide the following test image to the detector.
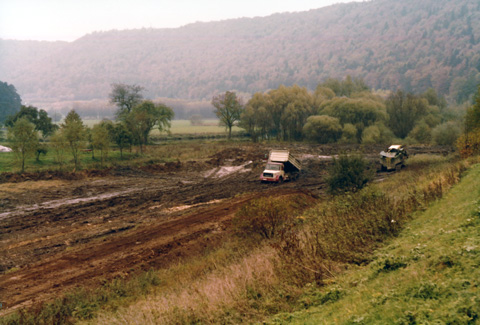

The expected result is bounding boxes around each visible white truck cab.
[260,150,301,183]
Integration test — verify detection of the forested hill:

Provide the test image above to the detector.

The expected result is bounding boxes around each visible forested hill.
[1,0,480,105]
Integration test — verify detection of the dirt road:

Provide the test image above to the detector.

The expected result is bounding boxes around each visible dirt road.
[0,144,452,315]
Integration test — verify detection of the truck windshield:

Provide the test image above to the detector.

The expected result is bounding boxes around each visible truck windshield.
[266,164,281,170]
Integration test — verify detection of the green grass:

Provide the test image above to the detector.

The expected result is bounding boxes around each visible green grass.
[271,163,480,324]
[0,138,249,173]
[168,119,241,135]
[80,119,241,135]
[0,119,244,173]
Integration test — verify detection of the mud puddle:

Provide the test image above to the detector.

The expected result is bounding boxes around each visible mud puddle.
[0,188,138,221]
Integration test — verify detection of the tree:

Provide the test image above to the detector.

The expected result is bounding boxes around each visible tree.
[37,109,58,139]
[320,76,369,97]
[319,95,386,141]
[407,120,432,143]
[91,121,112,166]
[456,85,480,156]
[386,90,429,138]
[49,130,68,165]
[0,81,22,124]
[7,117,38,173]
[327,154,373,194]
[240,92,272,142]
[303,115,342,144]
[361,122,394,144]
[469,85,480,129]
[125,100,174,153]
[111,123,132,158]
[61,110,87,170]
[212,91,243,139]
[270,85,314,141]
[109,83,144,120]
[5,105,58,139]
[432,121,461,146]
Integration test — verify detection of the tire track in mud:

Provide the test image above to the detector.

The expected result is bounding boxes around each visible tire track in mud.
[0,144,451,315]
[0,187,306,315]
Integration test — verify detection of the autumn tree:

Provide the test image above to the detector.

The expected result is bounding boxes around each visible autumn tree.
[61,110,87,170]
[456,85,480,156]
[468,85,480,129]
[212,91,243,139]
[7,117,38,173]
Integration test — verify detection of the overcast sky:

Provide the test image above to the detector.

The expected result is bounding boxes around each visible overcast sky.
[0,0,357,42]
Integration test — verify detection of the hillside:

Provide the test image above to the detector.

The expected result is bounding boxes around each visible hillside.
[1,0,480,106]
[272,162,480,324]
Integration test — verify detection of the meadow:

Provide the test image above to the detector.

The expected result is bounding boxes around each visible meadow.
[0,119,243,173]
[80,119,241,135]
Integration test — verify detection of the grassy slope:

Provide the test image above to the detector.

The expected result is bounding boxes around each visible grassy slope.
[272,164,480,324]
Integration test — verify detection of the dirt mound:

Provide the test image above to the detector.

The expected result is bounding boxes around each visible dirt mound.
[207,146,265,166]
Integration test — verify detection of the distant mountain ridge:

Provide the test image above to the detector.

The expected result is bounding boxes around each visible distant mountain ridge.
[1,0,479,105]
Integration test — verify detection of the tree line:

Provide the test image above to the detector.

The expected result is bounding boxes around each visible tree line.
[3,76,480,173]
[214,76,467,147]
[4,83,174,172]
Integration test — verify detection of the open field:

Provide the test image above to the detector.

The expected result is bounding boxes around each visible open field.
[0,143,455,321]
[79,119,241,135]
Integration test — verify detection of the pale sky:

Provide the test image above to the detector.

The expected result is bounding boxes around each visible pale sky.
[0,0,357,42]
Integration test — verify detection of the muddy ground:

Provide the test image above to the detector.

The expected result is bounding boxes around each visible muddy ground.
[0,143,453,315]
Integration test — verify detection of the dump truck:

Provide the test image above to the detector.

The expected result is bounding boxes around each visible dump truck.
[260,150,301,183]
[380,145,408,171]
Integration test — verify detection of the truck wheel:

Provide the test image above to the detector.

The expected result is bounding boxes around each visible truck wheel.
[278,177,283,184]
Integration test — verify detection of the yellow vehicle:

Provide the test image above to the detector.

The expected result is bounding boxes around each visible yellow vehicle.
[380,145,408,171]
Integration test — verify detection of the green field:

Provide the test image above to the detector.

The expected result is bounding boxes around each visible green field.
[80,119,241,135]
[0,119,243,173]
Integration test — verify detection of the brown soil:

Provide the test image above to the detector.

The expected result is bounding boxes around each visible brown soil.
[0,143,453,315]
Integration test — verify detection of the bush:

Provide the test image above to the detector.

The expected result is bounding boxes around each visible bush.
[303,115,342,144]
[233,195,310,239]
[339,123,357,143]
[456,129,480,158]
[432,121,461,146]
[407,120,432,144]
[327,154,373,194]
[361,125,381,144]
[361,122,395,144]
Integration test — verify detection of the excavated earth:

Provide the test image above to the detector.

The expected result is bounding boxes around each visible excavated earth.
[0,143,453,315]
